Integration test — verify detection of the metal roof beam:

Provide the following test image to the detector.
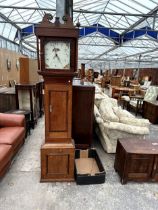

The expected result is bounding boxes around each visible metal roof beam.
[121,5,158,36]
[0,5,158,17]
[0,5,55,12]
[78,57,158,63]
[0,12,20,30]
[79,43,154,48]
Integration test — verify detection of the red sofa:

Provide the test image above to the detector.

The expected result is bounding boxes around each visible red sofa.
[0,113,25,178]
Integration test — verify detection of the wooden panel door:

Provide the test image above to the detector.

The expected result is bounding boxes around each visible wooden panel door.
[45,83,72,142]
[19,57,29,83]
[41,142,75,181]
[50,90,67,132]
[126,154,154,181]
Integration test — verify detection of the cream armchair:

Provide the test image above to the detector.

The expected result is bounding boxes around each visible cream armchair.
[123,86,158,116]
[94,86,150,153]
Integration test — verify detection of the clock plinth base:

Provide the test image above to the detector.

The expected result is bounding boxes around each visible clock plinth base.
[45,137,72,144]
[41,140,75,182]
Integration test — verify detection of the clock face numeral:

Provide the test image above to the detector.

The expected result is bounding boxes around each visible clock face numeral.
[44,41,70,70]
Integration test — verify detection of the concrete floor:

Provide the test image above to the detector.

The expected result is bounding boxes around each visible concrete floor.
[0,116,158,210]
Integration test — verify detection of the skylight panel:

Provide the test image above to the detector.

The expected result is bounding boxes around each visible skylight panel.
[2,23,12,38]
[8,26,17,40]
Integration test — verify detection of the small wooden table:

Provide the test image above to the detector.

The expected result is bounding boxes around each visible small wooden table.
[114,139,158,184]
[111,86,135,99]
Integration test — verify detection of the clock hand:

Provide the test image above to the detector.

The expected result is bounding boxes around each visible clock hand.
[53,53,62,65]
[56,55,62,64]
[53,53,59,59]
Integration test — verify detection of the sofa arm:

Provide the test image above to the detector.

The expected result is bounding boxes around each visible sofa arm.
[0,113,25,127]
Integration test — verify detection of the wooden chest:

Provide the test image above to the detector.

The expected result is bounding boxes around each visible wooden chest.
[143,100,158,124]
[41,140,75,182]
[114,139,158,184]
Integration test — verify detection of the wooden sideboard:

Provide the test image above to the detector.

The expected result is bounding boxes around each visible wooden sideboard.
[72,79,95,149]
[15,83,44,128]
[143,100,158,124]
[0,87,16,112]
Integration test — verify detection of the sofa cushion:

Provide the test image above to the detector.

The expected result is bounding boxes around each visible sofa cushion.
[103,122,149,135]
[109,98,118,107]
[99,99,119,122]
[94,105,101,118]
[0,127,25,150]
[0,113,25,127]
[94,105,104,124]
[95,93,108,108]
[0,144,12,173]
[119,117,150,127]
[113,106,135,119]
[94,84,102,94]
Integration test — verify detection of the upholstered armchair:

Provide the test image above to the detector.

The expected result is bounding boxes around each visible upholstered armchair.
[140,80,151,90]
[122,86,158,116]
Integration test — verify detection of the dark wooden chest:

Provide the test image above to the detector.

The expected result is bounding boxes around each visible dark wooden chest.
[114,139,158,184]
[143,100,158,124]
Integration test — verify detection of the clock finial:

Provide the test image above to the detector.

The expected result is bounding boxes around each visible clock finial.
[42,13,53,23]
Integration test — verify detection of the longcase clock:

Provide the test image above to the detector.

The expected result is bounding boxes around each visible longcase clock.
[35,14,78,181]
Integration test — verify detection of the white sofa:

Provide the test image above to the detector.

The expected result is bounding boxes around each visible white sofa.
[94,85,150,153]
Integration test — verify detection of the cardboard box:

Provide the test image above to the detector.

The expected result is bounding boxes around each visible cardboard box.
[75,149,106,185]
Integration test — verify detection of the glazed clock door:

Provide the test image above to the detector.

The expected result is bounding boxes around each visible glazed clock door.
[45,83,72,142]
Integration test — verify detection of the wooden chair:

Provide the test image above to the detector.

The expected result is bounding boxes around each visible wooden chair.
[110,75,122,86]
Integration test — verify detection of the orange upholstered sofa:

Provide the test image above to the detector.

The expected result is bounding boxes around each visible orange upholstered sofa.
[0,113,25,178]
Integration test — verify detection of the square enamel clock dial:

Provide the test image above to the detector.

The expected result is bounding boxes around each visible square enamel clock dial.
[44,41,70,70]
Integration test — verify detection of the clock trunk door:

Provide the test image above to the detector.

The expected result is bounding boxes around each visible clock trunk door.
[45,83,72,142]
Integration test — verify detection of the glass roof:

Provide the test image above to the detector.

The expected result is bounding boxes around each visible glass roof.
[0,0,158,69]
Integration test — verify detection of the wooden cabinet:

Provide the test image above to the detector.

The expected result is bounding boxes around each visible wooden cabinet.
[41,141,75,182]
[0,88,16,112]
[114,139,158,184]
[110,76,122,86]
[143,100,158,124]
[44,82,72,143]
[72,79,95,149]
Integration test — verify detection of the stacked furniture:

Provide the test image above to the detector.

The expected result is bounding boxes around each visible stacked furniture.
[94,85,150,153]
[0,113,25,178]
